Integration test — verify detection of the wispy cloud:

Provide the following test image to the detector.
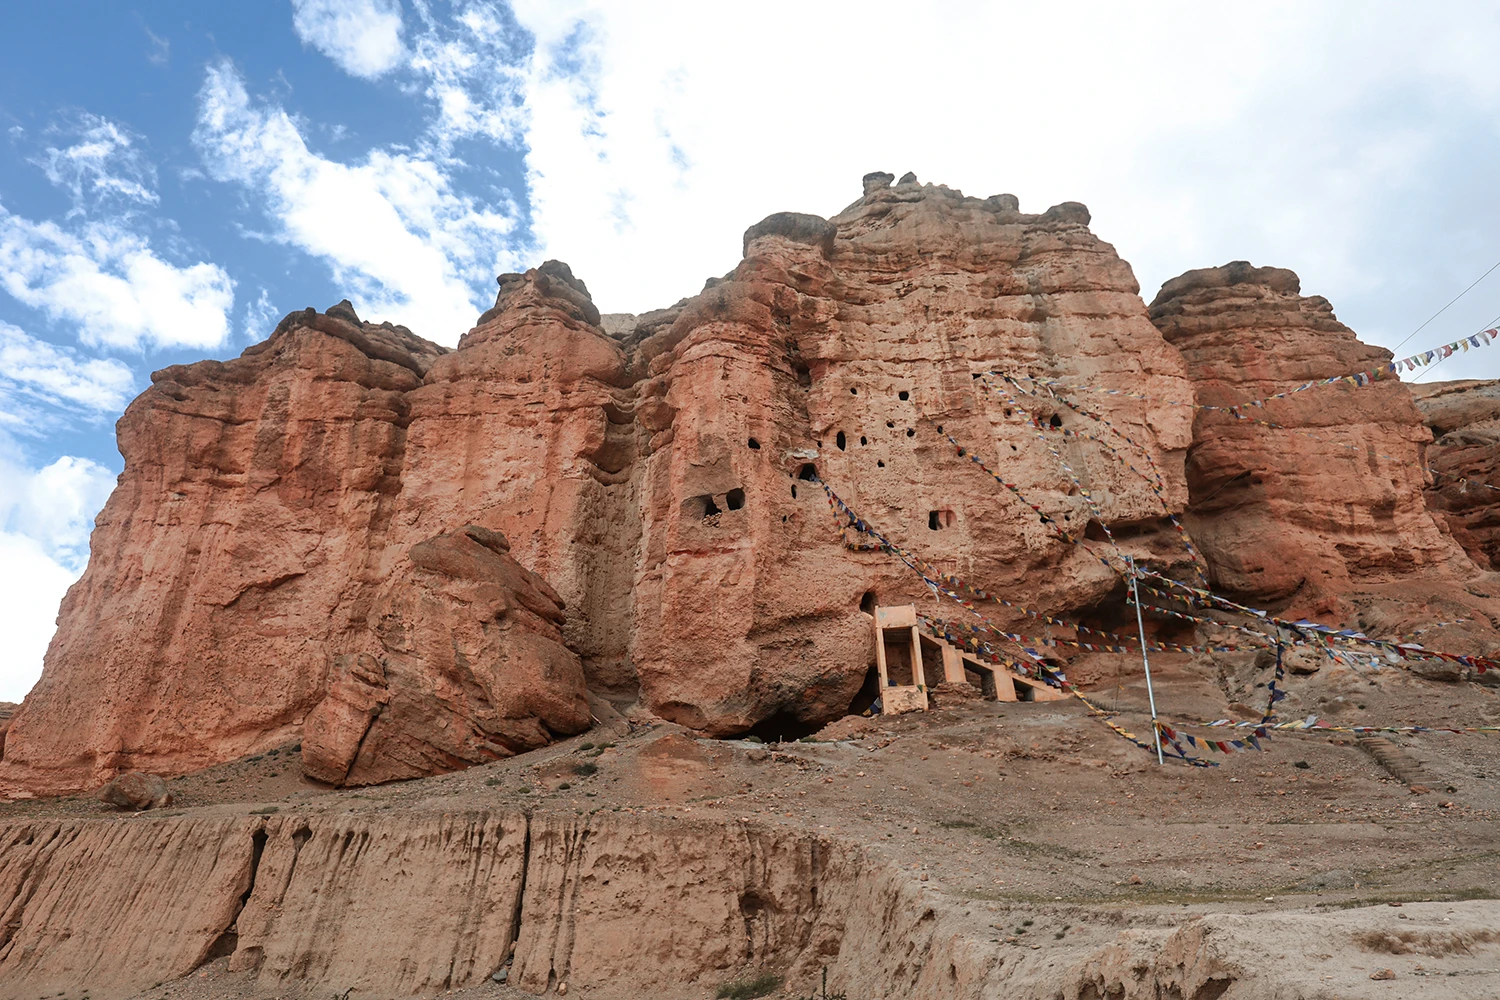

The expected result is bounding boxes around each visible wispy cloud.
[0,321,136,415]
[193,60,523,343]
[0,112,235,352]
[408,0,531,152]
[143,24,170,67]
[33,112,159,214]
[291,0,407,80]
[243,287,278,340]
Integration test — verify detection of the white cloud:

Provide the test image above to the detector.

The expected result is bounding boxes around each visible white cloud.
[0,321,136,414]
[407,0,529,150]
[34,112,159,214]
[0,532,77,702]
[292,0,407,79]
[193,60,522,344]
[501,0,1500,384]
[0,203,236,351]
[0,448,115,573]
[243,287,279,340]
[0,439,117,700]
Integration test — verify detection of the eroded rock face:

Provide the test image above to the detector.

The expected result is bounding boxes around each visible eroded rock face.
[1411,379,1500,570]
[0,305,442,794]
[301,526,589,786]
[622,176,1195,734]
[1149,262,1476,612]
[0,303,589,793]
[6,183,1362,793]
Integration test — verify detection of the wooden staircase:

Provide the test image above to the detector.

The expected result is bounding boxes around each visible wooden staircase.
[873,605,1067,715]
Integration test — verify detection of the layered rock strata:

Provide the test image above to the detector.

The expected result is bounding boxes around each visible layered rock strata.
[1148,262,1477,612]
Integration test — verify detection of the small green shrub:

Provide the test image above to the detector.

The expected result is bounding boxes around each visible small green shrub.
[572,762,599,777]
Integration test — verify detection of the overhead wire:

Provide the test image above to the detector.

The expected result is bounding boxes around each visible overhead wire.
[1392,259,1500,353]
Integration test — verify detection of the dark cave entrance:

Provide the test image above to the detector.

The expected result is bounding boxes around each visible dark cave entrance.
[742,710,824,744]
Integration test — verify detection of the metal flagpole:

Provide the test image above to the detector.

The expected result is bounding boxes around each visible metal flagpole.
[1127,556,1165,765]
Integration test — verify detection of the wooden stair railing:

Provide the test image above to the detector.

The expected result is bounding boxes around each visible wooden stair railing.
[873,604,1067,714]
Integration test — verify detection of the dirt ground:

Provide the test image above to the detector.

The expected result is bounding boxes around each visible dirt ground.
[4,653,1499,999]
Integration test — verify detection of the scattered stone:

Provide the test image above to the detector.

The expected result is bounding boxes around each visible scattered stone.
[1370,968,1396,981]
[1295,869,1355,891]
[492,968,508,983]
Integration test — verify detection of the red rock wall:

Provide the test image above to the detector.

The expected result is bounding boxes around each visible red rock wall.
[0,312,588,793]
[1148,263,1476,613]
[1411,380,1500,570]
[622,177,1196,734]
[2,177,1214,791]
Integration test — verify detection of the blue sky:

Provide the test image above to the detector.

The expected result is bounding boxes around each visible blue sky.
[4,0,1500,699]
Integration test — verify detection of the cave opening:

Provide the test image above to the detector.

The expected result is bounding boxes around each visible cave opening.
[682,494,723,520]
[860,590,877,615]
[748,438,760,450]
[798,463,818,481]
[928,509,955,531]
[836,431,847,451]
[1049,413,1063,428]
[845,664,881,716]
[742,710,824,744]
[726,488,746,511]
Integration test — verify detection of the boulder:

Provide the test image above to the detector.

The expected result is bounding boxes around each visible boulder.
[96,772,171,811]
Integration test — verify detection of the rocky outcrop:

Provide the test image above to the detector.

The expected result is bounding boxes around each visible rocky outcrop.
[1,176,1209,792]
[1412,379,1500,570]
[1149,262,1477,613]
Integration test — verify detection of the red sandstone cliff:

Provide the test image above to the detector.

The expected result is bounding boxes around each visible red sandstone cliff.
[1148,263,1490,637]
[1412,379,1500,570]
[9,180,1496,796]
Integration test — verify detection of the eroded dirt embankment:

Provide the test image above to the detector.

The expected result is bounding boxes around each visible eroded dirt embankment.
[3,808,1499,1000]
[0,810,949,998]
